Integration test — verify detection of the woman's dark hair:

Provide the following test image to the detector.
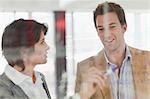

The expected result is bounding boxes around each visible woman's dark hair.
[1,19,48,70]
[94,2,127,28]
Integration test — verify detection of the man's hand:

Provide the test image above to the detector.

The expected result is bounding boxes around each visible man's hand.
[79,67,108,99]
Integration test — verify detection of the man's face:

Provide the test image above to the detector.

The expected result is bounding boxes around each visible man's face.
[29,31,49,65]
[96,12,127,53]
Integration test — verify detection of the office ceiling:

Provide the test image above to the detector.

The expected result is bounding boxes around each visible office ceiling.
[0,0,150,12]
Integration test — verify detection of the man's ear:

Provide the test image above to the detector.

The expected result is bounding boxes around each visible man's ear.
[122,24,127,33]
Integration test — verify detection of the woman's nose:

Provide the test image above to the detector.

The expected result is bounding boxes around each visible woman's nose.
[46,43,50,50]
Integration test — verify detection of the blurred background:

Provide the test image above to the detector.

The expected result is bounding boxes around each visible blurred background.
[0,0,150,99]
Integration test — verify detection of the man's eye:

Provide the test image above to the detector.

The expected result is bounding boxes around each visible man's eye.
[98,28,104,31]
[110,25,116,29]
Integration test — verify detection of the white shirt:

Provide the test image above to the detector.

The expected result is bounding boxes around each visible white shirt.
[4,65,49,99]
[104,46,135,99]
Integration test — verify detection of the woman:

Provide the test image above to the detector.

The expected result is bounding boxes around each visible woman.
[0,19,51,99]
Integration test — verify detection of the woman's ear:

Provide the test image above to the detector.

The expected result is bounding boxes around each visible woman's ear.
[20,47,30,57]
[20,47,33,54]
[20,47,27,55]
[20,47,32,63]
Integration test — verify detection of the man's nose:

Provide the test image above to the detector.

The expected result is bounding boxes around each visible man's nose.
[104,29,112,39]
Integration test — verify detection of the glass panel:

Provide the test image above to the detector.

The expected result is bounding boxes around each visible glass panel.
[66,11,142,96]
[141,13,150,50]
[32,12,56,98]
[0,12,14,74]
[14,12,29,19]
[0,12,56,99]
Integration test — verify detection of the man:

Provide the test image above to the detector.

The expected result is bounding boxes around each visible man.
[75,2,150,99]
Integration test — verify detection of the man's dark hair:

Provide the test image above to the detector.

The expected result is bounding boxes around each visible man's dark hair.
[93,2,127,28]
[1,19,48,70]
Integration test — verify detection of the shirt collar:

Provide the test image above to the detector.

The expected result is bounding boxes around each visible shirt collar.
[104,45,132,65]
[4,65,33,85]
